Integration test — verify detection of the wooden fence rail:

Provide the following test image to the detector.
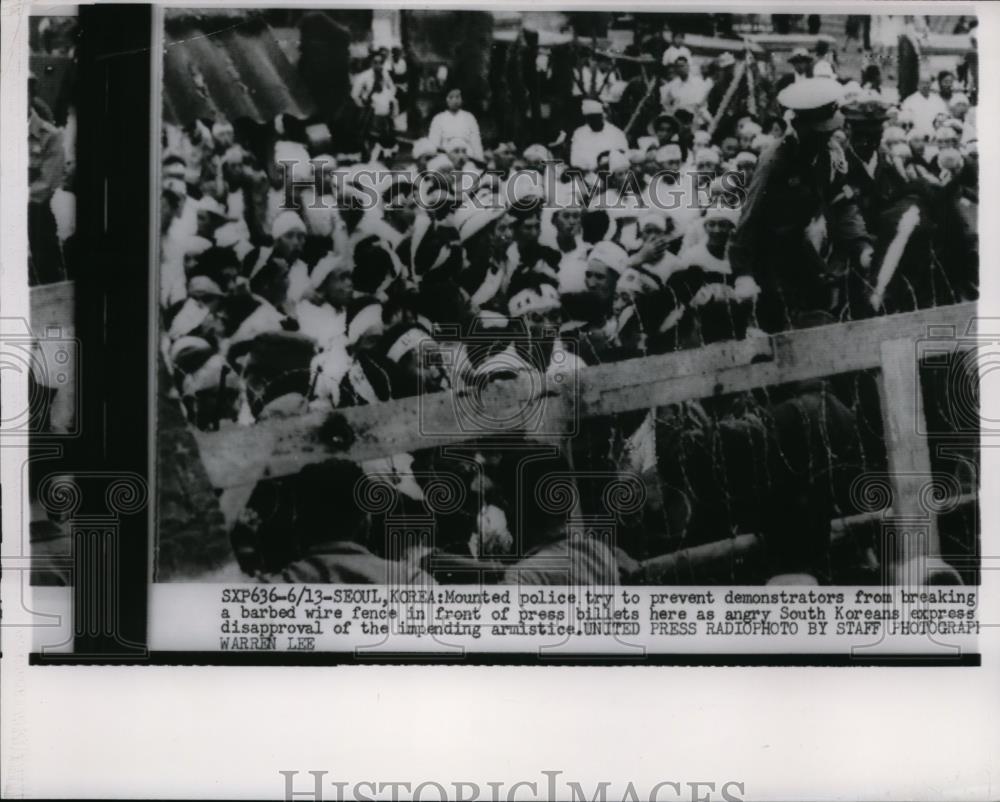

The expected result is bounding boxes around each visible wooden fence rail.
[193,303,976,480]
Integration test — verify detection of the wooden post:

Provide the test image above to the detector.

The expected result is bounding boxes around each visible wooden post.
[876,337,939,580]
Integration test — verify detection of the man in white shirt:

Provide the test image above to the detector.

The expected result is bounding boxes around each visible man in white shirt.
[900,75,950,132]
[427,88,484,162]
[569,98,629,172]
[659,56,711,116]
[296,254,352,349]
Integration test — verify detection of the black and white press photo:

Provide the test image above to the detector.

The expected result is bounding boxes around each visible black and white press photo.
[153,8,979,598]
[5,4,1000,801]
[10,5,987,658]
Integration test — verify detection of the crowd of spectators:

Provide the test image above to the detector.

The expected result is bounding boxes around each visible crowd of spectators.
[159,19,978,585]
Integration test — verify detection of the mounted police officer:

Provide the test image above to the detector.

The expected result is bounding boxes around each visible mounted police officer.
[729,78,874,332]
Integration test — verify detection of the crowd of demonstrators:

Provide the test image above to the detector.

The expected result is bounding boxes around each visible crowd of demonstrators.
[161,30,978,586]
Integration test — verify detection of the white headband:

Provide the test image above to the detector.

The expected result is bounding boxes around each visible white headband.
[386,328,434,363]
[309,254,348,290]
[271,211,306,240]
[508,283,560,317]
[617,267,660,297]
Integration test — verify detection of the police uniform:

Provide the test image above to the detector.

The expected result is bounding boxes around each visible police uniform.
[728,79,871,332]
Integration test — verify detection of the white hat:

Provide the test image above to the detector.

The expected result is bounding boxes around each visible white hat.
[183,235,213,257]
[211,119,234,138]
[273,140,312,183]
[309,253,348,290]
[411,137,437,160]
[195,195,230,219]
[508,282,561,317]
[222,145,246,166]
[347,303,384,346]
[934,126,959,142]
[168,302,209,339]
[169,335,215,369]
[187,275,224,299]
[735,151,758,165]
[454,205,506,243]
[507,176,545,211]
[607,149,630,173]
[271,211,306,240]
[694,148,720,165]
[214,221,248,250]
[588,241,629,274]
[703,205,741,226]
[636,136,658,152]
[523,143,551,162]
[581,98,604,115]
[444,136,469,153]
[937,148,963,172]
[274,139,309,164]
[477,310,508,330]
[718,52,736,68]
[693,130,712,147]
[655,144,682,162]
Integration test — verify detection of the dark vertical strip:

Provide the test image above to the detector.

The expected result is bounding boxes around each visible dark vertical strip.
[73,5,152,658]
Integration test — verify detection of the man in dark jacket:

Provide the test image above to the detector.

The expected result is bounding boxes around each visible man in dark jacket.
[728,78,873,332]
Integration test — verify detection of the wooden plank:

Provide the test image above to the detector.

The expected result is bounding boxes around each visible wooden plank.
[745,32,837,52]
[193,370,571,490]
[637,493,977,584]
[30,280,75,332]
[192,303,976,490]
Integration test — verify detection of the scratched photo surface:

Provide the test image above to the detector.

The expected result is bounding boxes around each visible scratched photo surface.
[144,8,980,587]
